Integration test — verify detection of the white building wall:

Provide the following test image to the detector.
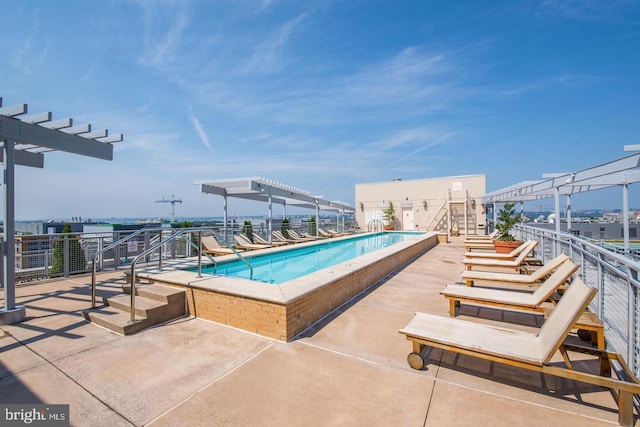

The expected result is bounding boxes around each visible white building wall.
[355,175,486,235]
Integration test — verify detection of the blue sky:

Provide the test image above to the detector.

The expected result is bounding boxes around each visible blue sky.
[1,0,639,220]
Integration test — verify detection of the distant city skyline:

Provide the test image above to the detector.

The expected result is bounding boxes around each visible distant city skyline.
[2,1,639,219]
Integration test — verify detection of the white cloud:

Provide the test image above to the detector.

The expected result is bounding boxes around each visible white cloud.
[188,113,215,158]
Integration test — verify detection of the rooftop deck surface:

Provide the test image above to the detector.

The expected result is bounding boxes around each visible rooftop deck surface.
[0,237,633,426]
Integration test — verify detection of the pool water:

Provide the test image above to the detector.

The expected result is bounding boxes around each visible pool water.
[191,232,423,284]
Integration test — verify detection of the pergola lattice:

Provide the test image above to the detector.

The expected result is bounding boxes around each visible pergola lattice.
[479,146,640,250]
[0,97,123,324]
[195,177,355,242]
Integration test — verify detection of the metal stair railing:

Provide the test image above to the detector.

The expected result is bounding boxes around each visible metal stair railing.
[127,228,253,323]
[90,227,156,308]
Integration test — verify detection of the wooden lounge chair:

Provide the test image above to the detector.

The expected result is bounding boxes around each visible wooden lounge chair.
[286,230,316,241]
[272,230,299,244]
[442,259,579,317]
[400,278,640,427]
[462,240,539,271]
[200,235,242,256]
[233,234,272,250]
[328,228,352,236]
[465,242,497,251]
[299,231,327,240]
[464,229,498,242]
[465,230,500,251]
[461,253,569,287]
[252,232,288,246]
[463,239,537,260]
[318,228,349,238]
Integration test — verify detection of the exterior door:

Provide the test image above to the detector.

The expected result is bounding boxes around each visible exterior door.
[402,207,414,231]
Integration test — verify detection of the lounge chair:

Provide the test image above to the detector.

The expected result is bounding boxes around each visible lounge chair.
[318,228,335,238]
[233,234,272,250]
[318,228,350,238]
[286,230,316,241]
[442,259,579,317]
[200,235,242,256]
[399,278,640,427]
[328,228,352,236]
[272,230,299,244]
[461,253,569,287]
[299,231,327,240]
[463,239,537,260]
[465,230,500,250]
[462,240,538,271]
[464,229,498,242]
[252,232,288,246]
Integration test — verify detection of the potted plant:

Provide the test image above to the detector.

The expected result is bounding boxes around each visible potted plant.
[494,203,523,253]
[382,203,396,230]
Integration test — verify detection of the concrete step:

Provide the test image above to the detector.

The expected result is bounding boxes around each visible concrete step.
[84,283,186,336]
[83,306,153,335]
[122,283,185,305]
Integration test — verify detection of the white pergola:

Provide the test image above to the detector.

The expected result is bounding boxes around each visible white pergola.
[0,97,123,324]
[195,177,355,241]
[479,146,640,252]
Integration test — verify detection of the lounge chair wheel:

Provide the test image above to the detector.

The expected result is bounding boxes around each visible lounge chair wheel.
[407,352,425,370]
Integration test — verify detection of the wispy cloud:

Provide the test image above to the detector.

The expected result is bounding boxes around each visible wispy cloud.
[498,74,599,97]
[139,1,190,66]
[539,0,636,21]
[244,11,309,73]
[373,127,452,151]
[188,112,215,158]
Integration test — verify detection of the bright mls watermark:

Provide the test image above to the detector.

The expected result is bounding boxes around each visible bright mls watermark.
[1,405,69,426]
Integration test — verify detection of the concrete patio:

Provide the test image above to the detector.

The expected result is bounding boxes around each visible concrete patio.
[0,237,634,426]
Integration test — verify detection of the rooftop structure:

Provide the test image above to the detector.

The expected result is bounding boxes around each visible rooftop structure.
[195,177,355,241]
[0,97,123,325]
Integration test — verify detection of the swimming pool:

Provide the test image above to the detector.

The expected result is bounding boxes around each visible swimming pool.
[190,232,423,284]
[142,231,440,341]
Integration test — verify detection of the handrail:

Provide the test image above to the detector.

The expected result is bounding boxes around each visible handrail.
[127,228,253,323]
[90,227,156,308]
[368,219,384,232]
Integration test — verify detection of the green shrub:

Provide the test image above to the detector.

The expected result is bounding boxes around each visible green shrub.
[50,223,87,277]
[242,220,254,242]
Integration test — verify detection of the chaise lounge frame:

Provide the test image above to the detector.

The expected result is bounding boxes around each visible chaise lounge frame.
[400,278,640,426]
[461,253,569,287]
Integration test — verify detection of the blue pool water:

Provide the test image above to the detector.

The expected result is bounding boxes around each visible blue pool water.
[190,232,423,284]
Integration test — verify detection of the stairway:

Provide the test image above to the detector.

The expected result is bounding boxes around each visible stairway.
[83,283,186,335]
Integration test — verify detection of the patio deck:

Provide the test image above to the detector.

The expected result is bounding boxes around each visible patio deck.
[0,237,633,426]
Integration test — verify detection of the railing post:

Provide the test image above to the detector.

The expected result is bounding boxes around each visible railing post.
[158,229,163,271]
[63,236,69,278]
[130,263,136,323]
[197,230,202,278]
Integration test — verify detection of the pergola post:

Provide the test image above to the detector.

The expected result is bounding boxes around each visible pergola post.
[223,195,228,242]
[1,139,25,324]
[267,193,273,242]
[622,183,629,251]
[554,186,561,257]
[566,194,572,235]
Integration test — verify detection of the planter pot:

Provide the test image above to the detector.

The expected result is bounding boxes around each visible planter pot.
[494,240,523,254]
[384,225,395,231]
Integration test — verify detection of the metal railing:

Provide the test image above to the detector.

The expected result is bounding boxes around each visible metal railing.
[90,228,149,308]
[516,224,640,378]
[127,228,251,322]
[368,219,384,232]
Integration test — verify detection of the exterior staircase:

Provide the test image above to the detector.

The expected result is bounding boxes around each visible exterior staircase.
[83,283,186,335]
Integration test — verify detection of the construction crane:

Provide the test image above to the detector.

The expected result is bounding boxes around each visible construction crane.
[155,195,182,222]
